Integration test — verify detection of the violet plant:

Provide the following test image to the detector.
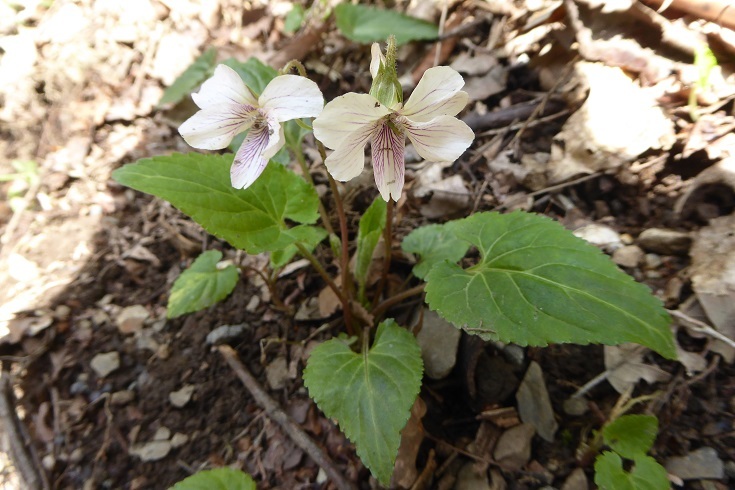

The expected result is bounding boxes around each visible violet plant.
[113,37,676,485]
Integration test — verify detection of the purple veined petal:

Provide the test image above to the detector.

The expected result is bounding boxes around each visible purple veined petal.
[371,121,406,202]
[259,75,324,122]
[191,64,258,109]
[231,124,271,190]
[179,104,257,150]
[313,93,390,150]
[404,115,475,163]
[369,42,385,79]
[402,66,468,122]
[324,120,381,182]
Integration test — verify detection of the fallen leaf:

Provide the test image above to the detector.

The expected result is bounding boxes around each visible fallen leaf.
[604,344,670,394]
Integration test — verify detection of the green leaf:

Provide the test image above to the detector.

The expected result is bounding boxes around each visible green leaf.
[401,223,470,280]
[424,212,676,359]
[270,225,328,269]
[303,319,423,485]
[112,153,321,254]
[221,57,278,96]
[334,4,438,45]
[595,452,669,490]
[284,4,305,34]
[170,467,256,490]
[603,415,658,459]
[168,250,239,318]
[355,197,386,297]
[159,47,217,107]
[284,119,312,151]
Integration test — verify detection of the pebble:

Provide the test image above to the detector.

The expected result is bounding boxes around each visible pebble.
[111,390,135,406]
[573,224,622,252]
[493,423,536,471]
[265,357,289,390]
[129,440,171,462]
[42,454,55,470]
[90,352,120,378]
[455,461,492,489]
[416,309,461,379]
[169,385,195,408]
[561,468,588,490]
[612,245,644,268]
[665,447,724,480]
[644,253,662,269]
[171,432,189,448]
[563,397,588,416]
[153,427,171,441]
[205,324,247,345]
[638,228,691,255]
[516,362,558,442]
[116,305,149,334]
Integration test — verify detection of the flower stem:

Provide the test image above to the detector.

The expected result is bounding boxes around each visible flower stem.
[372,283,426,320]
[372,198,394,307]
[281,59,307,77]
[295,242,354,336]
[294,146,334,235]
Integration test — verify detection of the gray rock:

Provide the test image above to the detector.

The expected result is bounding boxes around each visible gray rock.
[454,461,491,490]
[116,305,149,334]
[665,447,724,480]
[416,309,461,379]
[90,352,120,378]
[169,385,195,408]
[638,228,691,255]
[265,357,289,390]
[573,224,622,252]
[612,245,644,268]
[561,468,588,490]
[205,324,246,345]
[493,423,535,471]
[563,397,588,416]
[517,362,558,442]
[130,440,171,462]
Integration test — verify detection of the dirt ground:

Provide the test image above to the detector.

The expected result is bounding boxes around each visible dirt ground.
[1,0,735,489]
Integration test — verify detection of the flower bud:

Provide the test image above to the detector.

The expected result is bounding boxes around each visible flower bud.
[369,36,403,109]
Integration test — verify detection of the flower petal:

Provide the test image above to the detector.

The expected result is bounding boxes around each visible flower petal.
[261,118,285,161]
[369,42,384,79]
[313,93,390,150]
[372,121,406,202]
[404,115,474,163]
[231,125,271,189]
[259,75,324,122]
[324,121,379,182]
[191,64,258,109]
[402,66,467,122]
[179,104,257,150]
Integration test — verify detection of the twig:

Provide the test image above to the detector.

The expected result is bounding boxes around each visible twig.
[0,373,49,490]
[326,173,354,333]
[372,284,426,320]
[217,346,357,490]
[669,309,735,349]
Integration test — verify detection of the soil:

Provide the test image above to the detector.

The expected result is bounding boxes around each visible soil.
[1,1,735,489]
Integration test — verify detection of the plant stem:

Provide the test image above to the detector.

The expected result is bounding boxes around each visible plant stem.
[373,198,394,307]
[372,283,426,320]
[295,242,354,336]
[294,146,335,235]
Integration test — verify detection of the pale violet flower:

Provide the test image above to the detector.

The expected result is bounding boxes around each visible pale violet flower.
[313,53,474,201]
[179,64,323,189]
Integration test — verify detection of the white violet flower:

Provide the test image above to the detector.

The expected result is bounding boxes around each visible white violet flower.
[179,64,324,189]
[313,42,474,201]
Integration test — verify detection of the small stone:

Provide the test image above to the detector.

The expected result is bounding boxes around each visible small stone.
[638,228,691,255]
[644,253,662,269]
[416,309,461,379]
[130,440,171,462]
[205,324,246,345]
[563,397,588,416]
[245,296,260,312]
[493,423,535,471]
[169,385,195,408]
[665,447,724,480]
[116,305,149,334]
[265,357,289,390]
[561,468,588,490]
[42,454,55,470]
[54,305,71,320]
[111,390,135,406]
[455,461,492,489]
[69,448,83,463]
[612,245,644,268]
[153,427,171,441]
[90,352,120,378]
[135,329,159,352]
[170,432,189,448]
[573,224,622,252]
[517,362,558,442]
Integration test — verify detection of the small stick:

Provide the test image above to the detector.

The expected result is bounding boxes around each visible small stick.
[217,346,357,490]
[669,309,735,349]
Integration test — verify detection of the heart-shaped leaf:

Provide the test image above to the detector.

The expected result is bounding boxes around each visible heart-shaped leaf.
[334,4,438,45]
[424,212,676,359]
[603,415,658,459]
[168,250,239,318]
[594,452,669,490]
[401,223,470,280]
[303,320,423,485]
[170,467,256,490]
[112,153,322,254]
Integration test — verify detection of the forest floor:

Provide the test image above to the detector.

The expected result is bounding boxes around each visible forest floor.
[1,0,735,489]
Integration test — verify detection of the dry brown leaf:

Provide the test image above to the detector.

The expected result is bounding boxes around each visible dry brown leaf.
[604,344,671,393]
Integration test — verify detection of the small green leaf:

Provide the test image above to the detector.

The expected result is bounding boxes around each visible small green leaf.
[334,4,438,45]
[401,223,470,280]
[112,153,321,254]
[284,4,305,34]
[168,250,239,318]
[170,467,256,490]
[221,57,278,96]
[595,452,669,490]
[303,320,423,485]
[270,225,328,269]
[355,197,386,297]
[424,212,676,359]
[603,415,658,459]
[159,47,217,107]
